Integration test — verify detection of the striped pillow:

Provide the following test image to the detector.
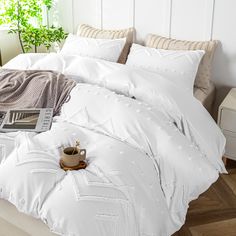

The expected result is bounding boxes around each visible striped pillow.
[145,34,218,89]
[77,24,134,64]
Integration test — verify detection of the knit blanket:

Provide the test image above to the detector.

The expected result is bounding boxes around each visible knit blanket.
[0,69,76,115]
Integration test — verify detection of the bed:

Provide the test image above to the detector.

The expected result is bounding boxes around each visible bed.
[0,41,225,235]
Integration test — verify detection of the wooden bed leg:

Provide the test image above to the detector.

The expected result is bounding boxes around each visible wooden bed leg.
[223,156,227,167]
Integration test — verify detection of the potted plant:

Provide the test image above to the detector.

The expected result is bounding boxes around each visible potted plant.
[0,0,68,53]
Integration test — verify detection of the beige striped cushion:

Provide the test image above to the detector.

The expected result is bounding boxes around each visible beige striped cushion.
[77,24,134,64]
[145,34,218,89]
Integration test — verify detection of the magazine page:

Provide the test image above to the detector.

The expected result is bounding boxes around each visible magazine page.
[0,108,53,133]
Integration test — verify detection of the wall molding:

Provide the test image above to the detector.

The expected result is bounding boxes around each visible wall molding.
[204,0,216,40]
[100,0,103,29]
[71,0,75,33]
[162,0,173,37]
[132,0,136,28]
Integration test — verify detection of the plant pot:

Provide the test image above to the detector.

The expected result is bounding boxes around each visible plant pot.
[61,147,86,167]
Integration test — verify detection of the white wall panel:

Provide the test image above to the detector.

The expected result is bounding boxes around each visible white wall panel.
[73,0,101,32]
[135,0,165,42]
[102,0,134,29]
[212,0,236,88]
[170,0,207,40]
[55,0,74,33]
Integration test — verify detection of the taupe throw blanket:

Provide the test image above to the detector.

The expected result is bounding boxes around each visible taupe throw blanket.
[0,69,76,115]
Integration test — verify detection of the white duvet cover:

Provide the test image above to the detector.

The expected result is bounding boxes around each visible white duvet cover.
[0,53,226,236]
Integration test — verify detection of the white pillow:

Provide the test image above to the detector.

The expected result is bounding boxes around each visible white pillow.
[126,43,205,92]
[60,34,126,62]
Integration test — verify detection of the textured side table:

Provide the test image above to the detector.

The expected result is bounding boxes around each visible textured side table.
[218,88,236,165]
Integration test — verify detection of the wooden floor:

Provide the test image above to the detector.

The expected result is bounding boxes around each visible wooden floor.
[173,160,236,236]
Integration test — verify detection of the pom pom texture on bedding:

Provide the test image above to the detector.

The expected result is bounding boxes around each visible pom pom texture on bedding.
[60,34,126,62]
[145,34,218,89]
[126,43,205,92]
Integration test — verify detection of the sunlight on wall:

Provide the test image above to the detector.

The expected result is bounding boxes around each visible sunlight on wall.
[0,30,21,65]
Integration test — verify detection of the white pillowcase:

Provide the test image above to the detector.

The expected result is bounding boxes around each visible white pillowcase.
[126,43,205,92]
[60,34,126,62]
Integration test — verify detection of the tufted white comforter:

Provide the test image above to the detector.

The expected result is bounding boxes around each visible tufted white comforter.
[0,53,226,236]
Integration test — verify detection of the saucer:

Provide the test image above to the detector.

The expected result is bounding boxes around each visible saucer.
[59,159,87,171]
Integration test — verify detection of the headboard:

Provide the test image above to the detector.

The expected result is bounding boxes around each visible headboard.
[54,0,236,114]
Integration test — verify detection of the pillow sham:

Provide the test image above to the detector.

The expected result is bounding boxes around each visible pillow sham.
[60,34,126,62]
[77,24,134,64]
[145,34,218,89]
[126,43,205,92]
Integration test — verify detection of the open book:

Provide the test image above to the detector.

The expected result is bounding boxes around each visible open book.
[0,108,53,132]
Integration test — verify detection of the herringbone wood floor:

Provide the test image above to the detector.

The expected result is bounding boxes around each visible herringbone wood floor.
[173,160,236,236]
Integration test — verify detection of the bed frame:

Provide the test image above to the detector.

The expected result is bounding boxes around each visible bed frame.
[0,199,56,236]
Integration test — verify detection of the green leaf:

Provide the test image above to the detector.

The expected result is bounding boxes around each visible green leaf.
[0,0,67,53]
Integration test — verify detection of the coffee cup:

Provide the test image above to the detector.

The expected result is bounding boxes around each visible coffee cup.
[61,147,86,167]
